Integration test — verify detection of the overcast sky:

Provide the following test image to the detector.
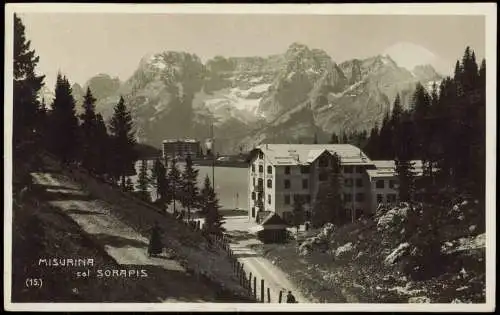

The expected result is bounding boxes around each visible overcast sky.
[18,13,485,89]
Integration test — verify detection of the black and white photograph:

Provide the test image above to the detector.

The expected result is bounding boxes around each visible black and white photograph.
[4,3,496,312]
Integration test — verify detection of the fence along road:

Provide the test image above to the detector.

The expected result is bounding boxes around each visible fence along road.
[200,215,312,303]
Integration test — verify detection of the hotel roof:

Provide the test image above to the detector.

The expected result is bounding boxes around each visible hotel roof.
[249,144,374,166]
[366,160,424,178]
[162,138,199,143]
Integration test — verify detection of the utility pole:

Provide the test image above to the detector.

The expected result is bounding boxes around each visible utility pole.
[211,123,215,191]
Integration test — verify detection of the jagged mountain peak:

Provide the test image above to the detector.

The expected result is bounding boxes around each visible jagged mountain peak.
[72,42,444,153]
[412,64,442,81]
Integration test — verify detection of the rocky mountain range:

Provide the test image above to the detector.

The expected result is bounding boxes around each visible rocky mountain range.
[41,43,442,154]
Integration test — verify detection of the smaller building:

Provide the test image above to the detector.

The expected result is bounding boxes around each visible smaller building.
[366,160,424,212]
[162,138,200,160]
[251,212,290,244]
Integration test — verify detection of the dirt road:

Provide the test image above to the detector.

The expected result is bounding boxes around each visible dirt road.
[218,216,313,303]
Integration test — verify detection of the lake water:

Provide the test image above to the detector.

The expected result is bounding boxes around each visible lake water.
[133,161,248,210]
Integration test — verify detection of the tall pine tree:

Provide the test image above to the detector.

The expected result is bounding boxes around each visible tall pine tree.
[13,14,45,152]
[411,83,432,169]
[378,110,393,159]
[394,111,416,203]
[135,159,150,201]
[109,96,137,187]
[167,157,182,214]
[329,132,339,144]
[150,157,168,205]
[181,154,200,221]
[49,74,80,165]
[79,87,99,173]
[312,153,345,227]
[200,175,225,236]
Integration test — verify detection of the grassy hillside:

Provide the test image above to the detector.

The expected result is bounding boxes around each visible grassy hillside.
[10,158,253,303]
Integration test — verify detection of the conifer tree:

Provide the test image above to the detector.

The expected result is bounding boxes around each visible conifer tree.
[200,175,225,236]
[150,157,168,204]
[181,154,200,221]
[411,83,432,168]
[312,153,344,227]
[329,132,339,144]
[365,122,380,159]
[49,74,80,164]
[378,110,393,159]
[13,14,45,153]
[79,87,98,172]
[109,96,137,187]
[394,112,416,203]
[136,159,150,201]
[167,157,182,213]
[390,94,404,153]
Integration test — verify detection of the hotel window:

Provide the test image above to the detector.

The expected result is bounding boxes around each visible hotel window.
[355,193,365,202]
[284,194,291,205]
[258,152,264,159]
[258,178,263,187]
[376,180,385,189]
[251,207,255,218]
[251,192,256,200]
[267,166,273,174]
[344,166,353,173]
[258,192,263,200]
[284,179,291,189]
[253,177,255,187]
[344,193,352,202]
[267,179,272,188]
[355,178,363,188]
[318,172,328,181]
[259,165,263,173]
[300,166,310,174]
[344,178,353,187]
[302,179,309,189]
[285,166,291,175]
[389,180,396,189]
[356,166,364,174]
[268,194,272,205]
[377,194,384,203]
[252,164,255,172]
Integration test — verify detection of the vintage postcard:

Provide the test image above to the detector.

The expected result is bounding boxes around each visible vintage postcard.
[4,3,496,312]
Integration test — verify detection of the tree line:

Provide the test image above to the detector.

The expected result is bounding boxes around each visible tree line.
[12,14,224,236]
[363,46,486,203]
[135,155,225,235]
[292,46,486,230]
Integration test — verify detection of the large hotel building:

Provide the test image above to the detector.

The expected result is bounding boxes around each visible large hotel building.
[162,138,200,160]
[247,144,423,223]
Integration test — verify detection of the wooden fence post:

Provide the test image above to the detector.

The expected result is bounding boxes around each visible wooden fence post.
[239,265,244,284]
[248,272,252,292]
[267,287,271,303]
[236,262,240,276]
[279,291,283,303]
[260,279,264,302]
[253,277,257,299]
